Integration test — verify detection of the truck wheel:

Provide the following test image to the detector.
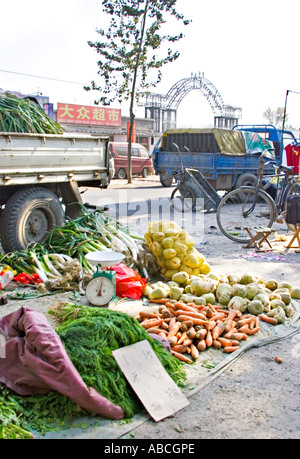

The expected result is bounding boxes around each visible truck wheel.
[160,173,173,187]
[235,173,257,188]
[117,168,126,179]
[0,187,65,252]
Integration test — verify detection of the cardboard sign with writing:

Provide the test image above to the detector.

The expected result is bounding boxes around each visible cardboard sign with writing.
[112,340,189,422]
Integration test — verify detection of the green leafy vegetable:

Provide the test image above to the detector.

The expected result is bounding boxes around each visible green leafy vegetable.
[0,92,64,134]
[53,303,187,418]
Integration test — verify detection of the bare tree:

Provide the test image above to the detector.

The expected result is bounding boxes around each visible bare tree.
[263,107,288,128]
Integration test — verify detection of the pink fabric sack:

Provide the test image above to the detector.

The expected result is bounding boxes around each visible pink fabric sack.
[0,307,125,420]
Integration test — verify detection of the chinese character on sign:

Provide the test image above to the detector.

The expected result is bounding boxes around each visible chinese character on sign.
[92,108,105,122]
[57,103,121,127]
[108,109,120,123]
[58,104,74,120]
[77,106,90,121]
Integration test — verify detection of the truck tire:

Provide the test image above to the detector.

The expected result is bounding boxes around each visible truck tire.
[235,173,257,188]
[0,187,65,252]
[160,172,173,187]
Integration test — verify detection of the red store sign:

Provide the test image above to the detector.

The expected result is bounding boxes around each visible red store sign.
[57,103,121,127]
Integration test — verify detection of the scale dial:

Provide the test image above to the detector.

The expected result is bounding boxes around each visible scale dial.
[85,275,115,307]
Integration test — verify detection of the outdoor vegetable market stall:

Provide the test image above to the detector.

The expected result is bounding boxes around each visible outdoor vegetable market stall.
[0,211,299,439]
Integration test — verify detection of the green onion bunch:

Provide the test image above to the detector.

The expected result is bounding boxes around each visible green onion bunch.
[0,92,64,134]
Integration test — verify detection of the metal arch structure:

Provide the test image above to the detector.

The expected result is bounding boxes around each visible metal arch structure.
[166,74,224,115]
[138,73,242,133]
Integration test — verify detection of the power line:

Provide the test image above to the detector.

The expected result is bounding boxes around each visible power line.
[0,69,85,86]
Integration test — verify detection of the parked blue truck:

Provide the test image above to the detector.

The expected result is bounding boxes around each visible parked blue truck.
[152,125,298,190]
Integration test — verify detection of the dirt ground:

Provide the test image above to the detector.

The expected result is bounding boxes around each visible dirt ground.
[129,195,300,440]
[1,176,300,440]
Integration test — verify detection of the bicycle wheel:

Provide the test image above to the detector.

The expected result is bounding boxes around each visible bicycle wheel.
[281,178,300,231]
[216,186,276,243]
[170,185,196,212]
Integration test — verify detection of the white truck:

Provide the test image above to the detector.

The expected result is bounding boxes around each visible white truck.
[0,131,110,253]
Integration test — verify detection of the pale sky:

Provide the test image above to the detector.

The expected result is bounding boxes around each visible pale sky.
[1,0,299,131]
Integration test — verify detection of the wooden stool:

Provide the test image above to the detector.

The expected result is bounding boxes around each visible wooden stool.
[243,226,274,249]
[286,225,300,250]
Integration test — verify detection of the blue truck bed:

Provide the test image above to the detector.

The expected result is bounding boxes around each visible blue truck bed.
[153,127,284,190]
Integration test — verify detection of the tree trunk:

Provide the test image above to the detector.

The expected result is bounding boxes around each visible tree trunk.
[127,0,149,184]
[127,113,135,184]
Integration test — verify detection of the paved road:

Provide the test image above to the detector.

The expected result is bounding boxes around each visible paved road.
[80,176,213,246]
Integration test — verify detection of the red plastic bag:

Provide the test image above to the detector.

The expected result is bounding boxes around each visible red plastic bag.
[13,272,43,285]
[106,263,147,300]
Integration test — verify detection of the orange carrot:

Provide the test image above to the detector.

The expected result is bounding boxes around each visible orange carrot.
[174,302,199,313]
[168,317,176,329]
[211,321,226,340]
[168,336,178,347]
[195,328,207,340]
[177,331,187,345]
[211,312,227,321]
[187,327,197,339]
[223,346,240,353]
[176,315,208,326]
[171,350,193,363]
[183,338,193,346]
[180,320,194,329]
[217,337,233,348]
[229,339,240,347]
[167,320,182,339]
[246,326,260,335]
[190,343,200,360]
[165,301,177,309]
[259,314,278,325]
[140,318,164,329]
[206,320,217,331]
[146,327,167,335]
[171,344,188,353]
[236,324,251,334]
[205,306,214,319]
[163,317,174,324]
[230,332,248,341]
[205,330,213,347]
[193,304,206,311]
[249,319,256,330]
[197,339,207,351]
[223,328,238,339]
[161,309,174,319]
[180,323,188,332]
[139,311,161,319]
[173,310,207,320]
[148,298,169,304]
[237,317,253,327]
[228,309,241,320]
[225,319,234,333]
[212,339,222,349]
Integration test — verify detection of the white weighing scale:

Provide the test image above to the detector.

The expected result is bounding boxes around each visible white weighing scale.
[85,251,125,307]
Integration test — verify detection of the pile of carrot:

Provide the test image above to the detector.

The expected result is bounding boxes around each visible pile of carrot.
[136,299,262,364]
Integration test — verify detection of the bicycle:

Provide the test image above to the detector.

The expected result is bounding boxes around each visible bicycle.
[170,143,221,212]
[216,148,300,243]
